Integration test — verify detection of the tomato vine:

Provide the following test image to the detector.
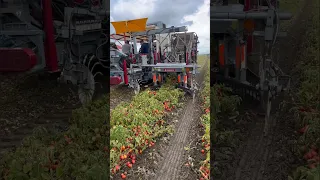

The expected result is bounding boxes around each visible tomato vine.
[110,86,184,176]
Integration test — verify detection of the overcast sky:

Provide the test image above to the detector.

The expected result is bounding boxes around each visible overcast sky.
[110,0,210,54]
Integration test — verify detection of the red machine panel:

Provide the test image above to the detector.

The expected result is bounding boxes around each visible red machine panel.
[0,48,37,72]
[110,76,122,85]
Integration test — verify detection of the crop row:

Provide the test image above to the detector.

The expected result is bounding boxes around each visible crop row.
[289,0,320,179]
[210,74,241,178]
[198,57,210,180]
[0,97,110,179]
[110,83,184,178]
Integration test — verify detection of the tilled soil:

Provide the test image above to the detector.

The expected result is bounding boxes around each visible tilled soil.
[155,98,200,180]
[112,58,208,180]
[0,73,80,157]
[178,97,206,180]
[110,83,156,110]
[213,0,314,179]
[0,73,110,158]
[110,85,134,110]
[215,103,299,180]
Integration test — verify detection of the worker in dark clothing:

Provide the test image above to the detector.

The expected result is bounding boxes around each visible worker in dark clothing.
[139,40,149,65]
[140,40,149,54]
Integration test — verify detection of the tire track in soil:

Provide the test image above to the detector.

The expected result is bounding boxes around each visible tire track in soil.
[226,0,313,179]
[235,115,275,180]
[156,100,195,180]
[234,118,264,180]
[155,59,208,180]
[256,114,277,180]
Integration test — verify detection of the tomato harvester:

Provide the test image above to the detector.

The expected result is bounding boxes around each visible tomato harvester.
[110,18,201,97]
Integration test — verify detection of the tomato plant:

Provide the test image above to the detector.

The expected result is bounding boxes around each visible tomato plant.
[289,2,320,178]
[198,61,210,180]
[0,96,110,180]
[110,85,184,175]
[206,63,241,178]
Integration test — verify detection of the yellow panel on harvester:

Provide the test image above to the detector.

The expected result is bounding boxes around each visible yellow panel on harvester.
[111,18,148,34]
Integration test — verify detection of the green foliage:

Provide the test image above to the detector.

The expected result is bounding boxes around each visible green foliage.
[0,96,110,180]
[199,56,210,180]
[289,0,320,178]
[109,86,184,174]
[198,56,241,179]
[289,166,320,180]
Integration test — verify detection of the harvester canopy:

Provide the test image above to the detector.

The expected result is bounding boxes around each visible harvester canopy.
[110,18,158,43]
[111,18,148,34]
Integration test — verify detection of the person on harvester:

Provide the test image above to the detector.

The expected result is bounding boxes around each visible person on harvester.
[139,40,150,65]
[139,40,149,54]
[122,40,131,55]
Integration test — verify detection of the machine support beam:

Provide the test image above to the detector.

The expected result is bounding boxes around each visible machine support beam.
[42,0,58,72]
[132,26,187,36]
[211,11,292,20]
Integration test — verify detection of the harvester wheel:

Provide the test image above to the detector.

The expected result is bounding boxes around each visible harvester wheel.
[79,53,106,104]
